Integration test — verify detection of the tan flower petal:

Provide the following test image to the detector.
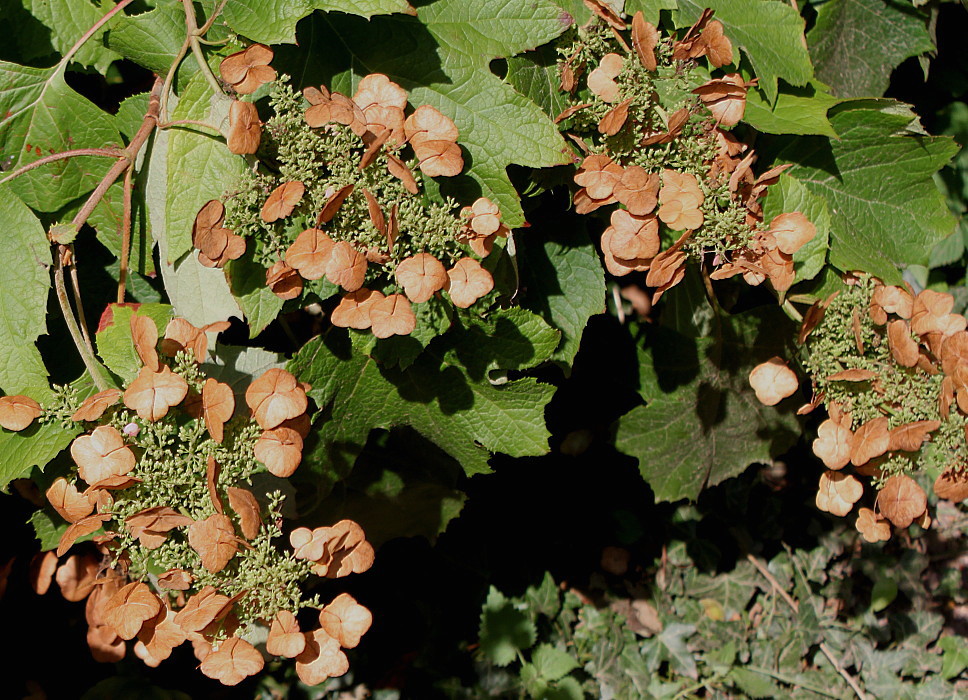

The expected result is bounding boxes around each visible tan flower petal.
[202,378,235,444]
[0,394,41,432]
[404,104,458,147]
[261,181,305,223]
[934,468,968,503]
[245,368,308,430]
[855,507,891,543]
[124,365,189,422]
[387,154,419,194]
[614,166,659,216]
[369,293,417,338]
[331,289,385,330]
[826,368,876,382]
[877,474,927,528]
[850,416,890,466]
[71,389,122,422]
[606,210,660,261]
[319,593,372,649]
[296,629,349,685]
[872,285,913,319]
[413,139,463,177]
[631,12,659,71]
[888,420,941,452]
[102,581,162,640]
[135,608,187,667]
[285,228,335,280]
[46,477,96,523]
[227,487,262,539]
[769,212,816,255]
[188,514,239,573]
[396,253,447,303]
[598,98,632,136]
[587,52,624,103]
[354,73,408,111]
[174,586,232,633]
[266,260,304,300]
[812,418,854,470]
[72,425,136,485]
[157,568,193,590]
[55,553,99,601]
[815,470,863,517]
[254,426,303,477]
[267,610,305,658]
[325,241,368,292]
[200,636,265,686]
[220,44,275,93]
[693,73,747,127]
[29,550,58,595]
[748,357,798,406]
[227,100,261,155]
[446,257,493,308]
[317,184,355,225]
[701,20,733,67]
[88,623,125,662]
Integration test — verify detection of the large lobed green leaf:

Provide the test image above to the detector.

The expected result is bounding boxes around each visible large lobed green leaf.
[773,100,959,285]
[220,0,415,44]
[744,82,840,138]
[0,185,52,399]
[21,0,120,72]
[0,421,79,492]
[288,0,572,228]
[674,0,813,103]
[289,309,558,488]
[614,309,800,503]
[807,0,934,99]
[0,61,122,212]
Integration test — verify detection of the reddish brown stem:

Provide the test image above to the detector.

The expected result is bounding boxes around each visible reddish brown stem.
[0,148,122,186]
[118,166,134,303]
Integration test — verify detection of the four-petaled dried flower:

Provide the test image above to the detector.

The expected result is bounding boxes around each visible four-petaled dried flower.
[219,44,276,94]
[748,358,798,406]
[245,368,308,430]
[0,394,41,431]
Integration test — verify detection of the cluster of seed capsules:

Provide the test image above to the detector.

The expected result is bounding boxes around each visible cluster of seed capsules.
[557,6,815,301]
[2,315,374,686]
[748,277,968,542]
[193,43,508,339]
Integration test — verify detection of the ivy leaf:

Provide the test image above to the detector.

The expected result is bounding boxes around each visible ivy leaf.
[294,0,572,227]
[744,82,840,137]
[807,0,934,98]
[21,0,120,72]
[532,644,579,681]
[762,174,831,284]
[289,327,555,486]
[95,303,173,383]
[674,0,813,103]
[614,310,800,503]
[641,622,698,679]
[0,420,79,492]
[0,186,51,399]
[519,225,606,373]
[772,100,959,285]
[940,635,968,681]
[220,0,415,45]
[479,587,537,667]
[0,61,122,212]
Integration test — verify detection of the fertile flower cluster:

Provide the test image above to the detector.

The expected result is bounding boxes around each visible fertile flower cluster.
[751,275,968,542]
[557,6,815,300]
[200,45,503,338]
[20,314,373,686]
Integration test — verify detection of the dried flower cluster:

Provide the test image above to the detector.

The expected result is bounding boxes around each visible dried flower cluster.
[557,6,814,301]
[21,314,373,686]
[201,46,501,338]
[753,275,968,543]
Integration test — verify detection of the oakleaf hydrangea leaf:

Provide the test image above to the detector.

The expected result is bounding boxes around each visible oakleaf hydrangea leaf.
[293,0,572,227]
[744,82,840,137]
[21,0,120,72]
[674,0,813,103]
[772,100,958,285]
[0,61,122,211]
[807,0,934,98]
[615,310,800,503]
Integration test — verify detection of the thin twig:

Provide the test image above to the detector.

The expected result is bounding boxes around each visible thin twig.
[67,256,93,349]
[746,554,868,700]
[0,148,121,186]
[159,35,192,124]
[62,0,136,65]
[54,254,111,391]
[182,0,224,95]
[118,166,134,303]
[196,0,229,35]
